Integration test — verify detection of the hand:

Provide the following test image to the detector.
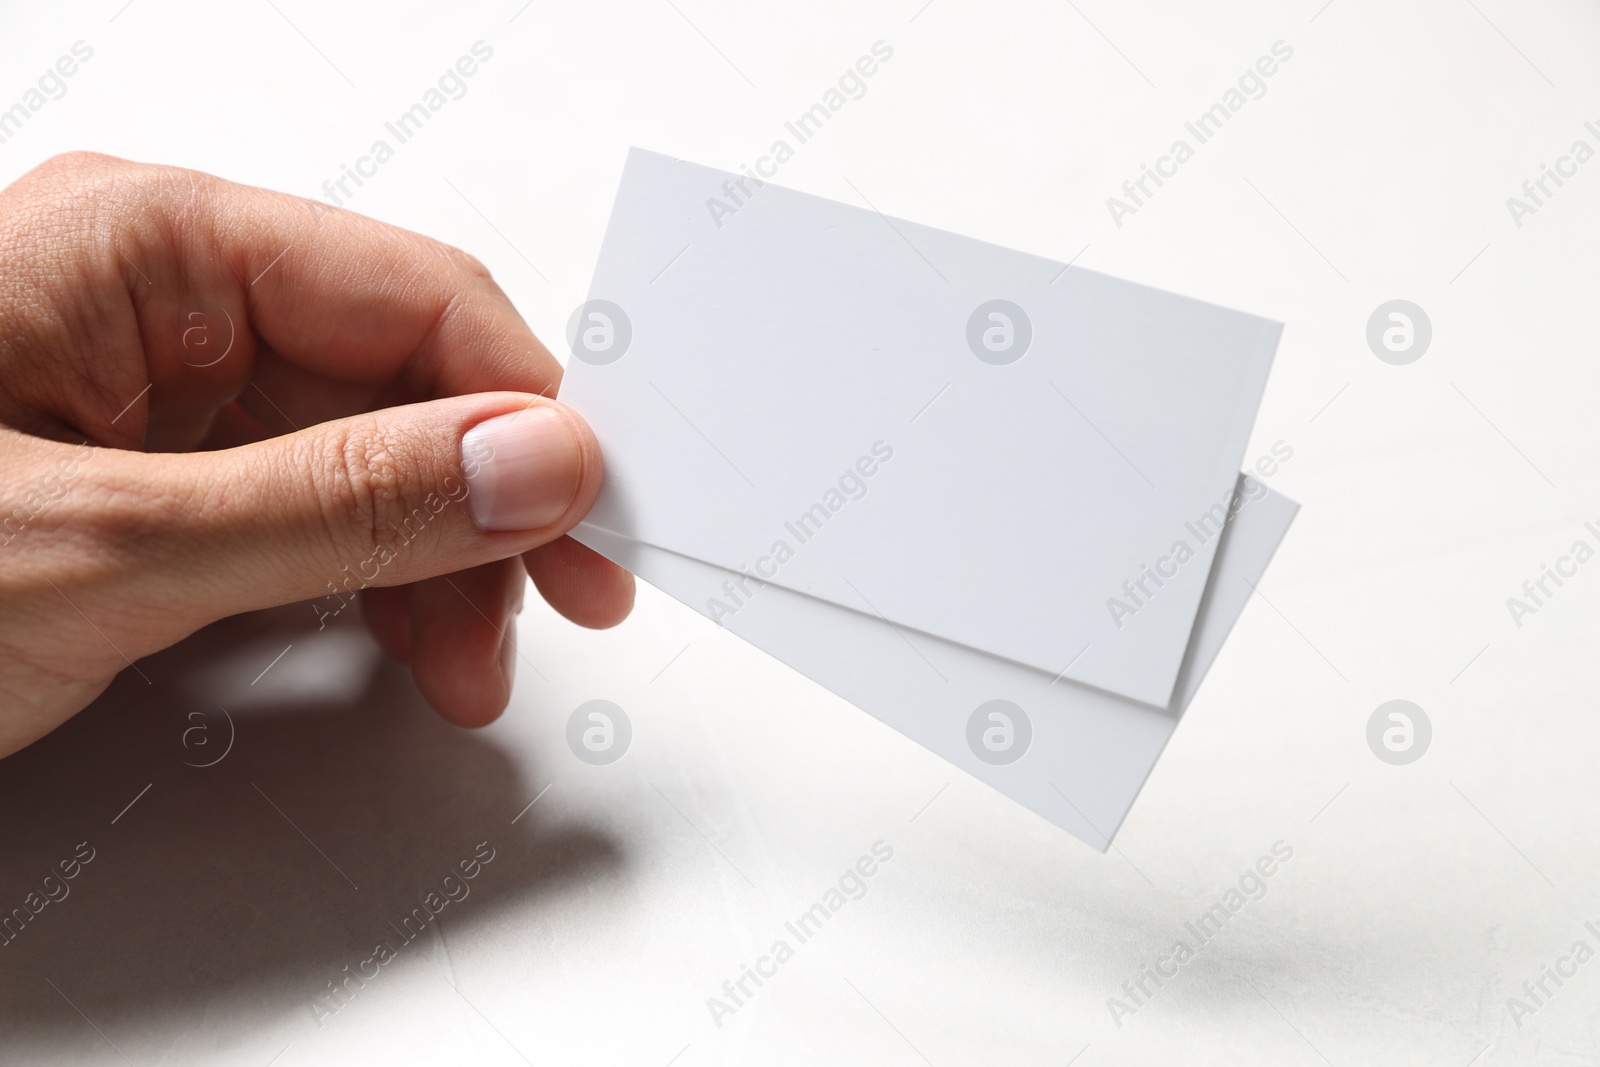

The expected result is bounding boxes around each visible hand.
[0,152,634,758]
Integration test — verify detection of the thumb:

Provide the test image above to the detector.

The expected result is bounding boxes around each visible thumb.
[111,391,602,625]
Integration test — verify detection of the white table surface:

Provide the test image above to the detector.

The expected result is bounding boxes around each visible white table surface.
[2,1,1598,1063]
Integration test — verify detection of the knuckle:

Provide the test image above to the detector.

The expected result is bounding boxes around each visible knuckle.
[456,250,494,281]
[17,152,153,211]
[23,150,127,187]
[3,152,215,262]
[315,417,435,561]
[434,239,493,282]
[42,452,179,582]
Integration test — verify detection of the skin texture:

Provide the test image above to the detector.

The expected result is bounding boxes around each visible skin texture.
[0,152,635,758]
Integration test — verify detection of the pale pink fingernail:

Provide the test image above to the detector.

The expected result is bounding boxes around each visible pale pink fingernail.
[461,408,582,531]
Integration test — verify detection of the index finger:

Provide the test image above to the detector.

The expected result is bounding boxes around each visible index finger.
[0,152,561,445]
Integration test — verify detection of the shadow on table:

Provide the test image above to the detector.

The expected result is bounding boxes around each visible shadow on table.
[0,603,623,1049]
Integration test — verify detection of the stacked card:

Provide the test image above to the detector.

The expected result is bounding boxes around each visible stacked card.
[560,148,1295,851]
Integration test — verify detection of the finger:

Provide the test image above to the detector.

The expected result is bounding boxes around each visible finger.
[360,584,412,665]
[0,432,126,743]
[74,391,602,631]
[198,399,273,450]
[523,537,636,629]
[0,152,563,448]
[408,558,525,728]
[237,347,386,435]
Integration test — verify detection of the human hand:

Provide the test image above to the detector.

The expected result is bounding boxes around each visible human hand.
[0,153,634,758]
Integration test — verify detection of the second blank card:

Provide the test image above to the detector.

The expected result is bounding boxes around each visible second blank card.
[561,148,1282,709]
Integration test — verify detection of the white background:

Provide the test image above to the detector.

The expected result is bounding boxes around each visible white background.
[2,1,1599,1064]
